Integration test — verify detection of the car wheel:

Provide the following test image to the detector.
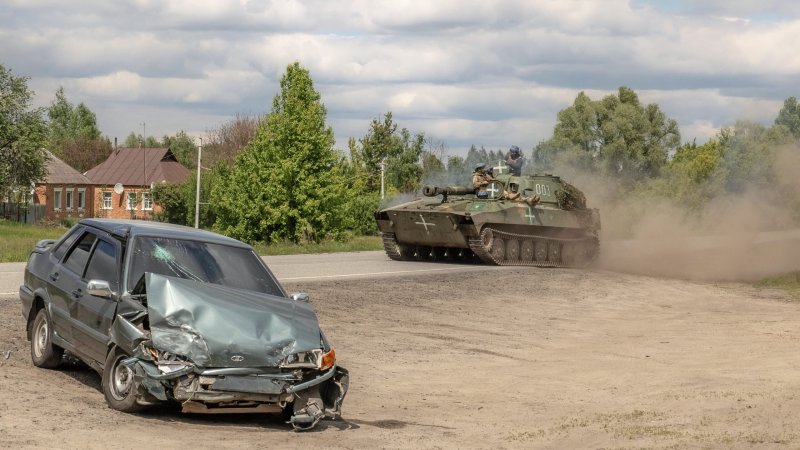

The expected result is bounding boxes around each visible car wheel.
[102,348,145,413]
[30,308,64,369]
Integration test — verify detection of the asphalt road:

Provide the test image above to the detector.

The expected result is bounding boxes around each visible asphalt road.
[0,251,496,295]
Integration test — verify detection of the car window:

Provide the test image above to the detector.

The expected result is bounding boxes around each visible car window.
[128,236,283,296]
[52,227,82,261]
[84,239,119,292]
[63,232,97,276]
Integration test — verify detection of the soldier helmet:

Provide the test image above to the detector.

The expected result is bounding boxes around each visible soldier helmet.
[509,145,520,155]
[474,163,487,172]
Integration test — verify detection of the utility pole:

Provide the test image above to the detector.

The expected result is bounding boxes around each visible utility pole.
[194,138,202,229]
[141,122,146,217]
[379,160,386,199]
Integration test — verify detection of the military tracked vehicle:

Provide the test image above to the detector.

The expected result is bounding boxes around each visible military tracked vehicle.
[374,164,600,267]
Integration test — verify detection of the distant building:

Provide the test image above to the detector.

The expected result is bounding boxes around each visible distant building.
[33,151,96,222]
[84,147,190,220]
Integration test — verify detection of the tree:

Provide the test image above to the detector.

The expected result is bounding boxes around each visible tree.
[775,96,800,138]
[0,64,47,200]
[123,132,159,148]
[162,131,196,168]
[534,87,680,181]
[204,114,260,166]
[211,62,351,243]
[45,87,109,172]
[349,112,426,193]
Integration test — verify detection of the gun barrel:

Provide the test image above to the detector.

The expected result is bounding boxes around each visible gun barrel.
[422,185,474,197]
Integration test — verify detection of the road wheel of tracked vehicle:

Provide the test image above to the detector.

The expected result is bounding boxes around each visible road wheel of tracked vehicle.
[520,240,535,261]
[534,240,548,262]
[398,244,415,260]
[490,238,506,261]
[102,348,145,413]
[430,247,448,261]
[414,246,432,261]
[30,308,64,369]
[506,239,520,261]
[548,242,562,263]
[561,243,576,266]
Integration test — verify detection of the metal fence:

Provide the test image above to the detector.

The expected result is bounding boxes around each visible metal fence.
[0,203,46,224]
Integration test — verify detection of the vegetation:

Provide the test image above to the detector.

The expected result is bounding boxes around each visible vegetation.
[212,62,353,243]
[3,60,800,266]
[0,220,64,263]
[252,235,382,256]
[46,86,112,172]
[0,64,47,203]
[756,272,800,300]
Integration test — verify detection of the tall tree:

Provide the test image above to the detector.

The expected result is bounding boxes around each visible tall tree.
[212,62,351,243]
[775,96,800,138]
[349,112,426,193]
[204,114,260,166]
[0,64,47,200]
[46,87,109,172]
[534,87,680,181]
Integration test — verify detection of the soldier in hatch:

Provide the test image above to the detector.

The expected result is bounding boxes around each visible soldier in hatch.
[472,163,494,191]
[505,145,524,176]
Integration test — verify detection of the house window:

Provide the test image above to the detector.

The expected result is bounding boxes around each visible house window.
[126,192,138,210]
[53,188,62,210]
[102,192,112,210]
[142,192,153,211]
[65,189,73,211]
[77,188,86,210]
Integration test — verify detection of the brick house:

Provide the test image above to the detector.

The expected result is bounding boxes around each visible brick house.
[33,151,96,222]
[84,147,190,220]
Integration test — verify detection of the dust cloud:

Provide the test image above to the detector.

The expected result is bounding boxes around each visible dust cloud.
[567,147,800,281]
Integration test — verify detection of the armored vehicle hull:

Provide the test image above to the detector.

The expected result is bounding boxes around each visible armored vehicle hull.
[374,174,600,267]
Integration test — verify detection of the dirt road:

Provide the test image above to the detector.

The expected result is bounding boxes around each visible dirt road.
[1,267,799,448]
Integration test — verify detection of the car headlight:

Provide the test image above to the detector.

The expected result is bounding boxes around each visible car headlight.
[281,349,332,369]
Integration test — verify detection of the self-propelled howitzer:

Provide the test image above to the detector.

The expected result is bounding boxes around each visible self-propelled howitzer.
[374,172,600,266]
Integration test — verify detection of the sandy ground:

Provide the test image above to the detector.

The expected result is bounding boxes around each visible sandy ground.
[1,267,800,449]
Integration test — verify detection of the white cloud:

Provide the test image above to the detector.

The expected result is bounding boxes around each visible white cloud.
[2,0,799,156]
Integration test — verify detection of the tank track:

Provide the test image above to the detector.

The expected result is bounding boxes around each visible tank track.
[468,226,598,267]
[381,232,405,261]
[382,231,597,267]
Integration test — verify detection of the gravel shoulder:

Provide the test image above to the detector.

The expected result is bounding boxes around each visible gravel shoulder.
[1,267,799,448]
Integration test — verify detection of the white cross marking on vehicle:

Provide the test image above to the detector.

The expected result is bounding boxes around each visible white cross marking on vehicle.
[415,214,436,233]
[494,161,508,174]
[525,206,536,224]
[486,183,500,198]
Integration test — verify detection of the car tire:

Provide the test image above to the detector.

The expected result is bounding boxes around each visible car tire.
[102,348,146,413]
[30,308,64,369]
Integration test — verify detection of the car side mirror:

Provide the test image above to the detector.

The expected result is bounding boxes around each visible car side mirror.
[290,292,310,303]
[87,279,113,299]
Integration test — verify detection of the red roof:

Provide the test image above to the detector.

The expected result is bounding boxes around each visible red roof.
[85,147,190,186]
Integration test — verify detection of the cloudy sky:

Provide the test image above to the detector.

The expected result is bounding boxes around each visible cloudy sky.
[2,0,799,155]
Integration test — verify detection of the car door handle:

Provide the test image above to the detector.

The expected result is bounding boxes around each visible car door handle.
[71,289,83,298]
[49,272,59,281]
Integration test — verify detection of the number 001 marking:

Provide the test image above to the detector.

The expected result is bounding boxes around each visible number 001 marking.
[534,184,551,196]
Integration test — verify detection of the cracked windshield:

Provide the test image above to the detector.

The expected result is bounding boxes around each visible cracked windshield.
[128,236,283,296]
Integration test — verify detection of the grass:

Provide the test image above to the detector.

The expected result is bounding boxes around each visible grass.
[0,220,66,263]
[0,220,384,262]
[755,271,800,299]
[252,235,383,255]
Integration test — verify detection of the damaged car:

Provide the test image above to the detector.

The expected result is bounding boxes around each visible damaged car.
[19,219,348,430]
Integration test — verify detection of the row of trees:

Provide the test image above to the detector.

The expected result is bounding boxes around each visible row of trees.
[4,60,800,242]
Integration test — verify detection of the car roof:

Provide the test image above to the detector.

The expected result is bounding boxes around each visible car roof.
[78,219,251,248]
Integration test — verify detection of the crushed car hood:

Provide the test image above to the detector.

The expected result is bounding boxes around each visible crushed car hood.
[145,273,322,368]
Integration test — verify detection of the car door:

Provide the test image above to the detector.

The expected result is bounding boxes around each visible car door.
[43,226,84,343]
[48,230,96,351]
[75,236,121,363]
